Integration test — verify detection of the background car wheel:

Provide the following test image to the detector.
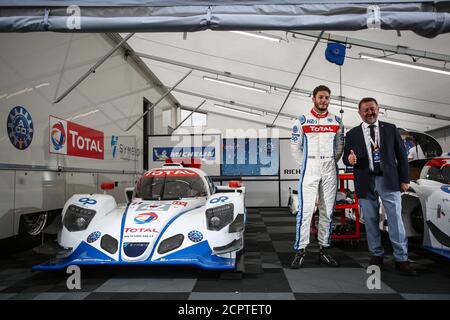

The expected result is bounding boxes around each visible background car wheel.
[401,194,424,237]
[17,212,58,250]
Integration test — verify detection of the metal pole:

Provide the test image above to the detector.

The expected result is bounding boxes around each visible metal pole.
[271,31,324,127]
[125,69,193,132]
[54,33,135,104]
[171,99,206,134]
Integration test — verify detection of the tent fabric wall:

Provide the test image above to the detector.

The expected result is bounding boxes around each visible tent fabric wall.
[0,1,449,38]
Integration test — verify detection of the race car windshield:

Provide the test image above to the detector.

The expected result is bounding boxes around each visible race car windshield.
[136,175,208,200]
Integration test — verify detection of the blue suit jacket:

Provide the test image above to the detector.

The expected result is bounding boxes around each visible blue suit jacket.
[343,121,410,198]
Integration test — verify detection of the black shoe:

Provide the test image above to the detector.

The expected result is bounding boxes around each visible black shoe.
[291,250,306,269]
[395,261,417,276]
[319,247,339,267]
[369,256,384,270]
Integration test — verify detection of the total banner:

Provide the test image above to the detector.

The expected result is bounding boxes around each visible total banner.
[49,115,104,160]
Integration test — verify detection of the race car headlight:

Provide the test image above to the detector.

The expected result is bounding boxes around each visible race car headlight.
[206,204,234,231]
[63,205,96,232]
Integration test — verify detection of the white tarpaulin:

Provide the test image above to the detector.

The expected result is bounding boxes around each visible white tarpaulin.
[0,1,449,38]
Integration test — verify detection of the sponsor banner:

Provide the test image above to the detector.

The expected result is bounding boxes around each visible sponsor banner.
[49,116,104,159]
[153,146,215,161]
[111,135,139,161]
[144,169,198,178]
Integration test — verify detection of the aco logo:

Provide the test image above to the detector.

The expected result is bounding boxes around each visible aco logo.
[7,106,34,150]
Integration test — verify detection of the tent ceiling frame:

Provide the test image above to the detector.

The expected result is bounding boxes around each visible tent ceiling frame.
[291,31,450,63]
[134,51,450,122]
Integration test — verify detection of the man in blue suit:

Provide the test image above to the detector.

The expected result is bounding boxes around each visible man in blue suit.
[343,97,417,276]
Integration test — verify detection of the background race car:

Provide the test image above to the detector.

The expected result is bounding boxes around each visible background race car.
[394,157,450,258]
[34,162,246,270]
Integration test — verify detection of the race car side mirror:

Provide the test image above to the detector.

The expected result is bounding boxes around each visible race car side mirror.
[125,187,134,204]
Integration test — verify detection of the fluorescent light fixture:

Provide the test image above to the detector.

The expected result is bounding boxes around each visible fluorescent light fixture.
[69,109,99,121]
[274,87,311,97]
[35,83,50,89]
[360,53,450,76]
[203,76,268,93]
[214,104,261,117]
[7,87,33,99]
[230,31,282,42]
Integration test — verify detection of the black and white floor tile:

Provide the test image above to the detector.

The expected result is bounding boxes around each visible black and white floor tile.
[0,208,449,300]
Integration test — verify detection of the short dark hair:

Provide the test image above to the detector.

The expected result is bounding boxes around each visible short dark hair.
[358,97,378,110]
[312,85,331,98]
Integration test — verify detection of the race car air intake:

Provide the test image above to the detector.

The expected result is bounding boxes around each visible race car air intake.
[158,234,184,255]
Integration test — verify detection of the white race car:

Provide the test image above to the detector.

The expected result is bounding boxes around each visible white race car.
[398,157,450,258]
[34,162,246,270]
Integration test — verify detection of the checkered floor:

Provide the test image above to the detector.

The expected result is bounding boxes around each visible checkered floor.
[0,208,449,300]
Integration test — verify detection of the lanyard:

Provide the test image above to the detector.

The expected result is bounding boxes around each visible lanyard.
[367,126,379,149]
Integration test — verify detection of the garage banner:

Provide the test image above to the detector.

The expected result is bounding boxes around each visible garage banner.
[49,115,104,159]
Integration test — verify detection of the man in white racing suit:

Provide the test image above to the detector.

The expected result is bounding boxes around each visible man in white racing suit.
[290,85,344,268]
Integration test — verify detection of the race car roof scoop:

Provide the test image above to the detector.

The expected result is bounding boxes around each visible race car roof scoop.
[228,181,242,188]
[165,158,202,168]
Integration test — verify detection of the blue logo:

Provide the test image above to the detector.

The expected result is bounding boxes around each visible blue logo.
[87,231,101,243]
[292,125,299,134]
[6,106,34,150]
[111,135,118,158]
[210,196,229,204]
[291,135,299,143]
[188,230,203,243]
[441,185,450,194]
[327,118,333,123]
[123,242,149,257]
[299,115,306,124]
[79,198,97,205]
[306,119,317,124]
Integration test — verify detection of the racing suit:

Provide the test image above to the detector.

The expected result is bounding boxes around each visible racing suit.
[291,108,344,250]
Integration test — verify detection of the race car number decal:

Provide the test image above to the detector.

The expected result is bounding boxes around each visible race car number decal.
[79,198,97,205]
[210,196,229,204]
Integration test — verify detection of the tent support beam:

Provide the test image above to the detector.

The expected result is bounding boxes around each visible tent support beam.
[135,51,450,122]
[53,33,135,104]
[291,31,450,63]
[125,69,192,132]
[271,30,324,127]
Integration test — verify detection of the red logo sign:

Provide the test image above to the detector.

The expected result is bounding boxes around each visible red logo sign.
[303,125,340,133]
[49,116,104,159]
